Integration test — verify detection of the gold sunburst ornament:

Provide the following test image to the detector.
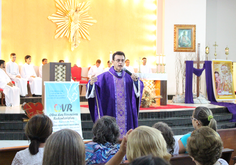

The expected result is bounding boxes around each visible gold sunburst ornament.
[48,0,97,51]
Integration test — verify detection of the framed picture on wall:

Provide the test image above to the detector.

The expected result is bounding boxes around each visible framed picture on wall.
[212,60,235,101]
[174,24,196,52]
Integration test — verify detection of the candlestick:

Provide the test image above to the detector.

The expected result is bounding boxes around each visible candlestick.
[225,47,229,60]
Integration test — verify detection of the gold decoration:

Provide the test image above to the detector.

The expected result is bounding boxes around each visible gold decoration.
[48,0,97,51]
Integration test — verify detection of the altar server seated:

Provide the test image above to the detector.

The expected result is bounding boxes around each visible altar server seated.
[88,59,103,79]
[6,53,28,96]
[124,59,134,73]
[104,60,112,72]
[39,58,48,78]
[140,57,152,73]
[0,60,20,106]
[21,55,42,95]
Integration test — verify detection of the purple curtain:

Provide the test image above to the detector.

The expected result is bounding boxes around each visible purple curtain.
[185,61,206,103]
[185,61,236,122]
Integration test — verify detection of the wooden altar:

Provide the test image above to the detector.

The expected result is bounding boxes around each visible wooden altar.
[137,73,167,106]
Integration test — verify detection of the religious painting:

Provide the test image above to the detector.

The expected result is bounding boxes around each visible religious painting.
[174,24,196,52]
[212,60,235,101]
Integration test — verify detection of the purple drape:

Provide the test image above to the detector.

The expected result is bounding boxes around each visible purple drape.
[185,61,236,122]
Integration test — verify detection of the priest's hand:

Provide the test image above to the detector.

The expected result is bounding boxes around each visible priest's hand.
[131,73,138,81]
[90,75,98,85]
[7,82,14,87]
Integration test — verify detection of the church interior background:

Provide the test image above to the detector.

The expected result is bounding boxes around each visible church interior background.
[0,0,236,96]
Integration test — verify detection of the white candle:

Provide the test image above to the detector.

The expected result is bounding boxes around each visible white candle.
[162,54,163,65]
[110,51,113,62]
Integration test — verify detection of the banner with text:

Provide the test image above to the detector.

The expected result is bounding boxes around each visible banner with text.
[44,82,83,138]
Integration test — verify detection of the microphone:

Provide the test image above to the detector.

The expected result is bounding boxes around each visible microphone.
[123,68,132,76]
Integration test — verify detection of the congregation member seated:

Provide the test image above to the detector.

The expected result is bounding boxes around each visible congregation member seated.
[0,60,20,106]
[187,126,228,165]
[39,58,48,78]
[88,59,103,78]
[6,53,28,96]
[130,156,171,165]
[43,129,85,165]
[153,122,179,155]
[105,126,171,165]
[12,114,53,165]
[126,126,171,162]
[85,116,122,164]
[124,59,134,73]
[178,106,217,153]
[21,55,42,95]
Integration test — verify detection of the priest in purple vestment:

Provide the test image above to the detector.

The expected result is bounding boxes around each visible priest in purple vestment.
[86,51,144,137]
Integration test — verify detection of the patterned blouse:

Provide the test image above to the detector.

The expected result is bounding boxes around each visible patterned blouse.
[85,142,123,164]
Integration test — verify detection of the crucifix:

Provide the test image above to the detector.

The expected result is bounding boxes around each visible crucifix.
[195,43,205,97]
[185,43,204,97]
[213,42,218,59]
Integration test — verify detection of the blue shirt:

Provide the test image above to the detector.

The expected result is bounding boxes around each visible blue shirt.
[180,132,192,149]
[85,142,122,165]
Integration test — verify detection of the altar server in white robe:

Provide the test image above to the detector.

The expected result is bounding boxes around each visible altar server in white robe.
[21,55,42,95]
[39,58,48,78]
[88,59,104,79]
[0,60,20,106]
[104,60,112,72]
[124,59,134,73]
[6,53,28,96]
[140,57,152,73]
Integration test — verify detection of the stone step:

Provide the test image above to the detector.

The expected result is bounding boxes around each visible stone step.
[0,114,27,121]
[0,121,27,130]
[138,107,229,119]
[81,113,233,131]
[0,130,27,140]
[138,113,233,127]
[171,121,236,135]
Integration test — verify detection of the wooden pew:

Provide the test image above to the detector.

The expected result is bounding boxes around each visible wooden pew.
[0,145,28,165]
[170,148,234,165]
[218,128,236,165]
[0,140,92,165]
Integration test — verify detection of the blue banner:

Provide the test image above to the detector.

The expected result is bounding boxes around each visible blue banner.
[44,82,83,138]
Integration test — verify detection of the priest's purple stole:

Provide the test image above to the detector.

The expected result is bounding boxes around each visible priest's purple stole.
[113,76,127,137]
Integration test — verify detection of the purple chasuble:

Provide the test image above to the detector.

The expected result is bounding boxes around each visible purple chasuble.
[88,66,144,137]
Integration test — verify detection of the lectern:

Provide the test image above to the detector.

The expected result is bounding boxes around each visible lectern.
[42,62,71,105]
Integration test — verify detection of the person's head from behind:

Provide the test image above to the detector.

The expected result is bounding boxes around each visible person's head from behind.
[92,116,120,145]
[142,57,147,65]
[25,114,53,155]
[0,60,5,69]
[43,129,85,165]
[96,59,101,67]
[152,122,175,154]
[59,60,64,63]
[187,126,222,165]
[127,126,171,162]
[125,59,130,67]
[25,55,31,64]
[112,51,126,72]
[42,58,48,65]
[130,155,171,165]
[191,106,217,131]
[10,53,16,62]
